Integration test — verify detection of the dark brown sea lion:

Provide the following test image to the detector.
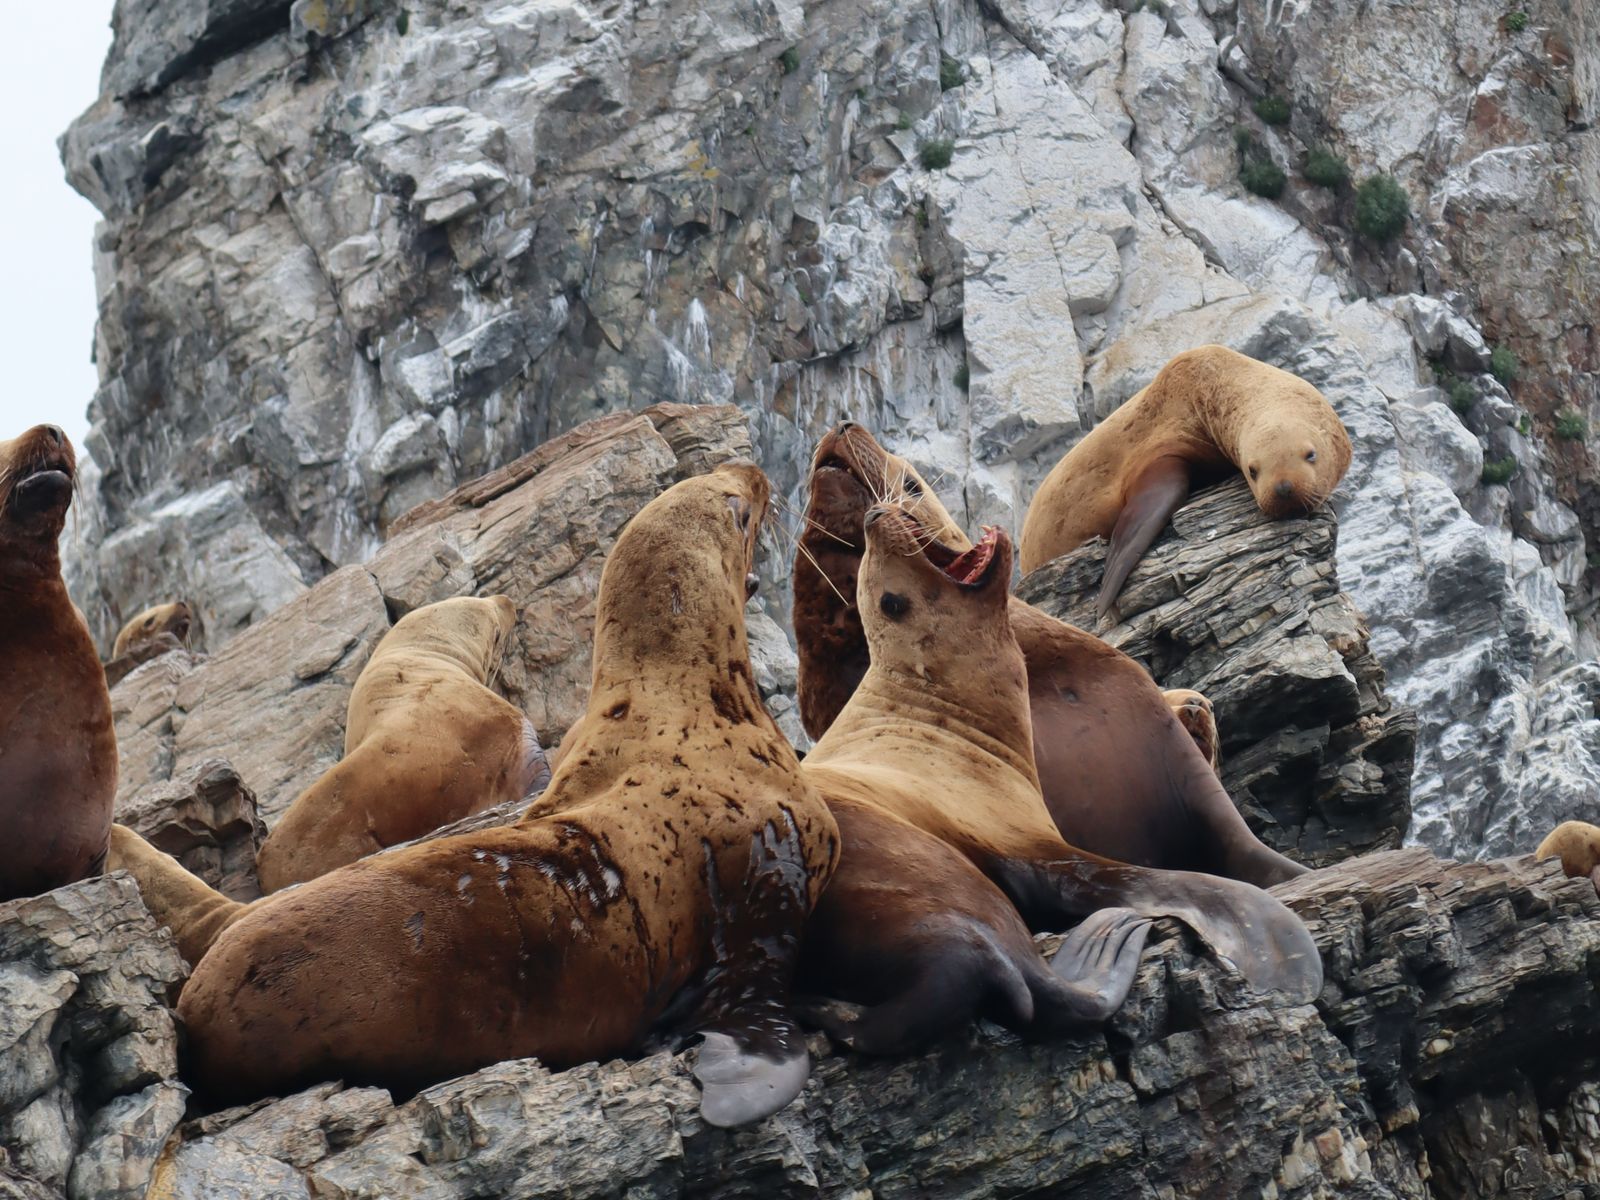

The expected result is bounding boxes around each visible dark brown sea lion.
[794,422,1304,889]
[1019,345,1352,615]
[802,505,1321,1012]
[170,464,839,1127]
[0,424,115,901]
[255,595,549,893]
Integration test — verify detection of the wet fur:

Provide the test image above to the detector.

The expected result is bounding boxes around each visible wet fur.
[171,466,840,1127]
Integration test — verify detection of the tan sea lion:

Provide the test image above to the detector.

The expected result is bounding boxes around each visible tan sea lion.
[801,505,1321,1018]
[1164,688,1221,773]
[795,423,1303,889]
[172,464,840,1127]
[1535,821,1600,893]
[0,424,116,901]
[255,595,549,893]
[112,601,193,657]
[1018,345,1353,615]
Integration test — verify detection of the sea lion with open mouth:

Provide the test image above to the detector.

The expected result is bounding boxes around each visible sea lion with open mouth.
[0,423,115,901]
[168,465,839,1128]
[801,503,1321,1029]
[794,422,1303,889]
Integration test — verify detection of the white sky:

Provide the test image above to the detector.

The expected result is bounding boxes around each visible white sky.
[0,7,114,451]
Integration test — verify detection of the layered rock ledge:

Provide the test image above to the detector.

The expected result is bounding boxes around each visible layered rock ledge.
[4,852,1598,1199]
[1019,479,1418,866]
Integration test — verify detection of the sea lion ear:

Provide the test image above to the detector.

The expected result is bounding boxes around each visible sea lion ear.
[725,495,752,532]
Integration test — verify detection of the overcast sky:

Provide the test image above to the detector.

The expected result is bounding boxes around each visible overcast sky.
[0,7,113,451]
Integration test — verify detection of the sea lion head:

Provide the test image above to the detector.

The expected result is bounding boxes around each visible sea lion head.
[1536,820,1600,885]
[857,501,1015,690]
[0,424,77,551]
[387,594,519,683]
[594,460,770,674]
[1164,687,1220,772]
[1237,389,1353,519]
[796,424,970,737]
[113,600,194,658]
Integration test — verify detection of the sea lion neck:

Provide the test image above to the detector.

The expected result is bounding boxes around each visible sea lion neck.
[0,540,65,591]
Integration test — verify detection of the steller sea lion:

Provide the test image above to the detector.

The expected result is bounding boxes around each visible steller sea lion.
[1535,821,1600,894]
[1018,345,1352,615]
[112,601,193,658]
[1165,688,1221,773]
[801,504,1321,1016]
[794,422,1303,889]
[170,464,840,1128]
[254,595,549,893]
[0,424,116,901]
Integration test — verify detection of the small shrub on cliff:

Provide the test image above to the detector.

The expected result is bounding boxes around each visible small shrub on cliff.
[1253,95,1291,126]
[920,138,955,170]
[1303,148,1349,189]
[940,54,964,91]
[1555,410,1588,440]
[1506,10,1529,32]
[1241,159,1287,198]
[1518,413,1533,435]
[1353,174,1409,240]
[1490,345,1519,385]
[897,111,914,131]
[395,9,409,35]
[779,46,800,74]
[1448,379,1477,415]
[1482,456,1518,485]
[955,362,970,391]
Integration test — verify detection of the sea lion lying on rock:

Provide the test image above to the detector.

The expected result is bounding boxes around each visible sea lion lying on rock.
[1536,821,1600,894]
[0,424,115,901]
[795,422,1303,889]
[112,601,193,658]
[118,465,841,1128]
[1019,345,1352,616]
[255,595,549,892]
[799,503,1321,1039]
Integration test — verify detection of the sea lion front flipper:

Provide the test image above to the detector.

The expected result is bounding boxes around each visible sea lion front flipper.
[1000,855,1322,1003]
[1040,907,1152,1024]
[1098,456,1190,617]
[693,1028,810,1128]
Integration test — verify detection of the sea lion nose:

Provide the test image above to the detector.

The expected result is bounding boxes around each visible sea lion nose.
[43,425,64,446]
[863,506,887,528]
[1275,480,1295,500]
[745,573,759,599]
[837,420,859,434]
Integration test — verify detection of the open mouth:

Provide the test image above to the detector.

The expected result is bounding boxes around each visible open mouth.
[920,523,1002,588]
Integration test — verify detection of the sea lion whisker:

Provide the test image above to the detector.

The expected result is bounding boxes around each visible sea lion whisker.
[775,515,850,605]
[771,492,851,548]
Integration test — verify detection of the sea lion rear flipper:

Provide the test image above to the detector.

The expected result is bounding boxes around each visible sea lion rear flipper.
[693,1028,810,1128]
[1099,456,1190,617]
[1040,906,1152,1025]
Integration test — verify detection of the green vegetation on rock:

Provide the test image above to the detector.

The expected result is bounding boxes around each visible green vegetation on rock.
[1482,456,1518,485]
[1303,148,1349,189]
[1448,380,1477,416]
[920,139,954,171]
[939,54,963,91]
[1354,174,1409,240]
[1490,345,1519,385]
[1555,411,1587,440]
[954,362,970,391]
[1506,10,1529,32]
[779,46,800,74]
[1253,95,1291,126]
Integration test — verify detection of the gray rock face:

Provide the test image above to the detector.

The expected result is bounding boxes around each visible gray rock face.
[1019,479,1417,866]
[54,0,1600,859]
[0,877,187,1200]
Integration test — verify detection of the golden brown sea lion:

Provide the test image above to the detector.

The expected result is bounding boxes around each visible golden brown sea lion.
[795,422,1303,889]
[0,424,116,901]
[1018,345,1353,615]
[255,595,549,893]
[802,505,1321,1012]
[1535,821,1600,893]
[172,464,840,1127]
[1164,688,1221,773]
[112,601,193,658]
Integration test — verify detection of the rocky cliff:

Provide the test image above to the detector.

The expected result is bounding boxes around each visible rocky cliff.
[56,0,1600,862]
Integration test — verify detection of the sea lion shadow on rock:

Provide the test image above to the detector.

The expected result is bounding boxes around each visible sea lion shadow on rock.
[0,424,116,901]
[796,500,1319,1054]
[116,464,840,1129]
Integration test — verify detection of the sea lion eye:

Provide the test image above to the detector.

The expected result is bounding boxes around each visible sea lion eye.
[726,495,751,531]
[1305,449,1317,463]
[903,477,922,495]
[745,573,760,599]
[879,591,910,620]
[1248,466,1259,481]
